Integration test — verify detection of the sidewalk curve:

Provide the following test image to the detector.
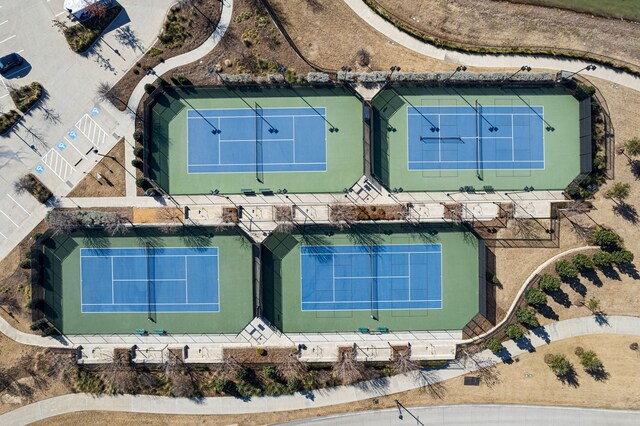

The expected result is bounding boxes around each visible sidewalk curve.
[343,0,640,92]
[2,315,640,424]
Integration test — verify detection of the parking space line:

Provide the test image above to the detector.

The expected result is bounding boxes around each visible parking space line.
[0,229,7,240]
[0,208,18,227]
[42,149,75,182]
[65,136,87,159]
[7,194,31,216]
[55,11,66,17]
[0,20,8,26]
[76,114,109,147]
[0,35,16,44]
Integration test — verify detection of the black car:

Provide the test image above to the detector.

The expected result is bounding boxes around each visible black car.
[0,53,24,74]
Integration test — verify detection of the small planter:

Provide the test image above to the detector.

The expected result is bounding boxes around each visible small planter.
[222,207,238,224]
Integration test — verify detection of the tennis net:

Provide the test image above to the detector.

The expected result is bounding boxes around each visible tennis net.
[475,100,483,180]
[255,102,264,183]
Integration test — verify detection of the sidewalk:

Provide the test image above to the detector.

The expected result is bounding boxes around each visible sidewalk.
[2,315,640,424]
[344,0,640,91]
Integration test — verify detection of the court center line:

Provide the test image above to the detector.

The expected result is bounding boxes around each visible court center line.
[111,257,114,304]
[184,256,188,304]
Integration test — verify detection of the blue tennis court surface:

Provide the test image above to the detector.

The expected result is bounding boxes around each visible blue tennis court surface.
[301,244,442,311]
[81,247,219,313]
[187,107,327,173]
[408,105,544,170]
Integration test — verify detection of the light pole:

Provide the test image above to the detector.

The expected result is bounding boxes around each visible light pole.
[444,65,467,83]
[340,65,352,81]
[563,64,597,79]
[389,65,401,79]
[504,65,531,81]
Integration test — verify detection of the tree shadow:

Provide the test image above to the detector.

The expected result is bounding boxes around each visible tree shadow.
[38,102,61,124]
[566,277,587,296]
[536,305,559,321]
[548,289,571,308]
[496,347,514,364]
[414,369,447,399]
[581,269,603,287]
[618,262,640,279]
[629,159,640,180]
[594,312,610,326]
[531,326,551,343]
[600,266,621,281]
[558,366,580,388]
[515,337,536,352]
[613,202,638,224]
[588,366,610,382]
[354,375,389,394]
[114,25,144,52]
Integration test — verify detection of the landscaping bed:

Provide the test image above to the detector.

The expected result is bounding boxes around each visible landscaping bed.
[15,174,53,204]
[0,110,21,135]
[63,5,123,53]
[329,204,408,223]
[68,138,127,197]
[10,82,44,113]
[109,0,222,111]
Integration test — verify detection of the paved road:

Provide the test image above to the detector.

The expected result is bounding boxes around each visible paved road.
[281,404,640,425]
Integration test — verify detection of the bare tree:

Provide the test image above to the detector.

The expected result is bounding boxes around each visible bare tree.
[329,204,357,230]
[51,19,69,34]
[35,349,76,382]
[279,352,307,379]
[560,200,591,218]
[216,356,241,380]
[103,212,128,236]
[274,205,295,233]
[46,210,84,235]
[443,203,463,224]
[161,350,196,397]
[332,345,368,385]
[355,48,371,67]
[102,350,136,394]
[96,81,117,104]
[85,1,108,18]
[463,349,501,387]
[510,217,540,239]
[392,346,420,375]
[14,175,36,195]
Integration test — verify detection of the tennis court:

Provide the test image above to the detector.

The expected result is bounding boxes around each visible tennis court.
[301,244,442,311]
[187,107,327,174]
[408,105,544,171]
[81,247,219,313]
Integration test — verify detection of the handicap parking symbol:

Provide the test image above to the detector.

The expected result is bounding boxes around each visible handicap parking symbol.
[91,107,100,116]
[68,130,78,139]
[57,141,67,151]
[35,164,44,174]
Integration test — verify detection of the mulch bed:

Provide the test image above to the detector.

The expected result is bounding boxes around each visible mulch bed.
[68,138,127,197]
[224,347,296,365]
[110,0,223,111]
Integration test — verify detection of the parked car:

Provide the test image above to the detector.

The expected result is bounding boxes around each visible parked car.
[0,52,23,75]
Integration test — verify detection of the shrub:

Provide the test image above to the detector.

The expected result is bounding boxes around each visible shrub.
[356,48,371,66]
[286,377,302,393]
[612,250,634,265]
[516,307,539,328]
[572,254,594,272]
[630,342,639,351]
[574,346,584,356]
[546,354,572,378]
[62,6,122,53]
[255,347,267,356]
[19,260,31,269]
[263,365,277,380]
[133,147,144,158]
[264,381,287,396]
[135,177,150,189]
[14,174,53,204]
[539,274,561,292]
[555,260,578,278]
[592,227,621,251]
[525,288,547,306]
[32,232,44,241]
[505,323,525,340]
[144,84,155,94]
[592,251,615,268]
[605,182,631,203]
[131,159,144,169]
[579,350,603,374]
[212,378,231,394]
[133,131,143,142]
[147,47,164,57]
[10,82,44,113]
[586,297,601,313]
[485,338,503,354]
[625,137,640,156]
[235,366,250,382]
[0,110,22,134]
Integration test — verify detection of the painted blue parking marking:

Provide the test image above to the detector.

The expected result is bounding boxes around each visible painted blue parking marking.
[91,107,100,116]
[57,141,67,151]
[35,164,44,174]
[68,130,78,140]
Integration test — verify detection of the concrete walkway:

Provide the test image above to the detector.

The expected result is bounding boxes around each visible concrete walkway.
[2,315,640,424]
[344,0,640,91]
[282,404,640,425]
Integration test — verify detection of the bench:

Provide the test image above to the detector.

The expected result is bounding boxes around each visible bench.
[259,188,274,196]
[134,329,146,335]
[357,327,369,333]
[377,327,389,333]
[241,188,256,196]
[153,329,166,335]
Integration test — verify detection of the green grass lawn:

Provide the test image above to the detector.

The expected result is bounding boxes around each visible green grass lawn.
[502,0,640,21]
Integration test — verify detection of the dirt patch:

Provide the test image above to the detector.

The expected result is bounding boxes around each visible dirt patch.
[110,0,222,110]
[224,347,296,364]
[371,0,640,72]
[68,139,128,197]
[0,222,49,333]
[132,207,185,224]
[29,334,640,425]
